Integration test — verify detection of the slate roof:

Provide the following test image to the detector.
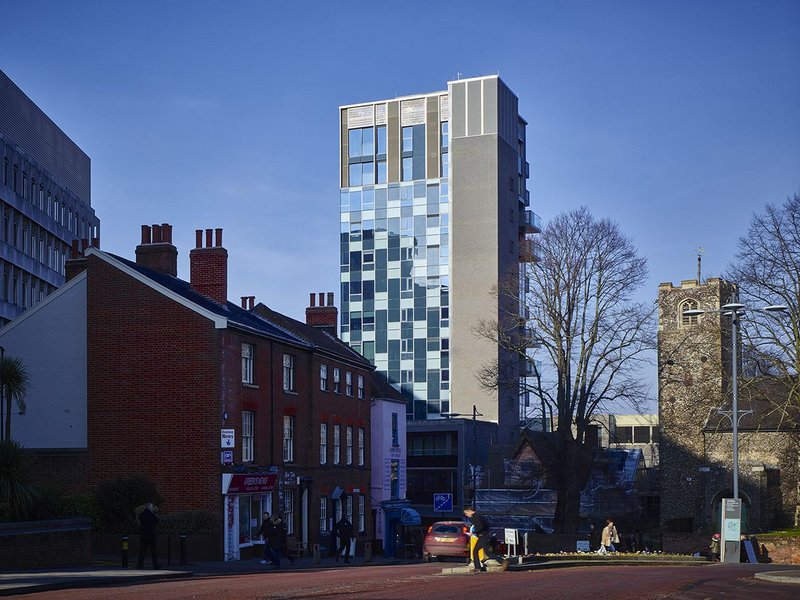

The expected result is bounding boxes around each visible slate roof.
[251,303,372,368]
[703,378,800,432]
[102,250,308,348]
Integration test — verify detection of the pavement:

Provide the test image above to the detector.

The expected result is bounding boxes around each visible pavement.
[3,555,800,597]
[0,554,407,597]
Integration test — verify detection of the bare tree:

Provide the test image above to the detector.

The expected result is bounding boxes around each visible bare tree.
[476,207,654,532]
[727,192,800,410]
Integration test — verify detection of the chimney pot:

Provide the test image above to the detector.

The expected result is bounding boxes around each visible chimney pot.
[215,228,223,247]
[327,292,334,307]
[205,229,213,248]
[80,238,89,252]
[309,293,316,307]
[136,222,178,277]
[195,229,203,248]
[249,296,255,310]
[70,239,79,259]
[241,296,248,309]
[318,292,324,306]
[91,236,100,248]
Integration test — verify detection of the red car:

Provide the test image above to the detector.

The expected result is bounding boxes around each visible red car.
[422,521,470,562]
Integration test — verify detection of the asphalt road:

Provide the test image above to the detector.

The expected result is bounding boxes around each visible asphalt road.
[12,562,799,600]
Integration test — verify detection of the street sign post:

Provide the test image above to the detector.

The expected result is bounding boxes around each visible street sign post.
[433,493,453,513]
[721,498,741,563]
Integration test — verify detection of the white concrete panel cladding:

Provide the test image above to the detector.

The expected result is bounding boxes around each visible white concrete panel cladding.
[0,273,87,448]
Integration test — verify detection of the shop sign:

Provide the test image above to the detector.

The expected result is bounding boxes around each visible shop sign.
[225,473,277,494]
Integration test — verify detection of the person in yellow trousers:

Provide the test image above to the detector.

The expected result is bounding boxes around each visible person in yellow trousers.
[469,527,486,564]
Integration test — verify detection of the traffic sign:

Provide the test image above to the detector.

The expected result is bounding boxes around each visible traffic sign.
[433,493,453,512]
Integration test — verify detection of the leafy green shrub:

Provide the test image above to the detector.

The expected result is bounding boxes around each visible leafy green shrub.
[93,476,162,533]
[0,439,40,521]
[160,510,217,535]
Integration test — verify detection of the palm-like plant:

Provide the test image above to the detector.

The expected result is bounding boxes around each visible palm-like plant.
[0,438,39,520]
[0,356,30,442]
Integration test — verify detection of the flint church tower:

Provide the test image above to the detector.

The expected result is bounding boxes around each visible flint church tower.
[657,277,737,532]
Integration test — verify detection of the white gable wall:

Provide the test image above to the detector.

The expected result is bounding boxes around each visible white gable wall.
[0,274,87,448]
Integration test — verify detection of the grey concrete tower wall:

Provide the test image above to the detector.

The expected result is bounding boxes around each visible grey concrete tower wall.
[0,69,90,205]
[449,76,522,443]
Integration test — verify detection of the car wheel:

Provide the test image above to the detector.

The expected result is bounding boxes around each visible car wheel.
[426,553,433,563]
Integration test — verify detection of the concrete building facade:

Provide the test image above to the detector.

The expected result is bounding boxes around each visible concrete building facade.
[0,69,99,325]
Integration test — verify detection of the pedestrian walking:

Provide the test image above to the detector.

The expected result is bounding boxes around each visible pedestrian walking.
[267,514,288,568]
[601,518,619,553]
[259,512,275,565]
[463,506,509,572]
[136,503,161,569]
[333,515,354,563]
[589,522,601,551]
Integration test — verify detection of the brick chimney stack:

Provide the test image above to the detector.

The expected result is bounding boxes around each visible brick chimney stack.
[190,228,228,305]
[65,237,92,281]
[305,291,338,337]
[135,223,178,277]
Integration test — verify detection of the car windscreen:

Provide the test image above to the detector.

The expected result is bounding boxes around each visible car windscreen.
[432,525,461,534]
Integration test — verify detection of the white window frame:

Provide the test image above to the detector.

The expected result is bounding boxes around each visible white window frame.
[283,353,295,392]
[346,426,353,465]
[333,368,341,393]
[283,415,295,463]
[320,363,328,391]
[320,423,328,465]
[320,496,328,532]
[242,411,254,463]
[345,371,353,396]
[358,427,365,466]
[284,489,295,535]
[346,495,353,523]
[358,495,365,533]
[357,375,364,399]
[242,343,254,384]
[333,424,341,465]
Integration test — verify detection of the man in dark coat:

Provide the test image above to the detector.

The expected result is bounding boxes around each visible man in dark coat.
[463,506,508,572]
[333,515,354,563]
[136,503,161,569]
[259,512,275,565]
[267,514,288,568]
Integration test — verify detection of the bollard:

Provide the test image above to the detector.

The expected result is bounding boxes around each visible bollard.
[180,534,187,565]
[364,541,372,563]
[313,543,321,565]
[121,535,129,568]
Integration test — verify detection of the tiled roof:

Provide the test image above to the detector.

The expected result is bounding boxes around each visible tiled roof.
[103,251,308,347]
[251,303,372,367]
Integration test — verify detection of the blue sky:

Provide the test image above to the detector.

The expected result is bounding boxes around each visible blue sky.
[2,0,798,399]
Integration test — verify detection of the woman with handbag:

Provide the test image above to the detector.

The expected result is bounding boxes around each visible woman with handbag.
[601,519,619,553]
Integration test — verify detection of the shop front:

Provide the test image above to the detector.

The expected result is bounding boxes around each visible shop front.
[222,471,278,561]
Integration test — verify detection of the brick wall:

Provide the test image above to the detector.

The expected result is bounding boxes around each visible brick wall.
[86,254,222,525]
[0,519,92,568]
[26,449,89,495]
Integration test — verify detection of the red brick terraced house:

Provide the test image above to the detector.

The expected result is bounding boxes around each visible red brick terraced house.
[1,224,375,560]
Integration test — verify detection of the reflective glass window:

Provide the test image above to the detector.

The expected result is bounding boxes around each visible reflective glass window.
[402,157,413,181]
[377,126,387,155]
[402,127,413,153]
[349,129,361,158]
[349,164,361,187]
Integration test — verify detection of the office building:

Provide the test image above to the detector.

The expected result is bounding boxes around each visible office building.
[338,75,538,447]
[0,69,99,325]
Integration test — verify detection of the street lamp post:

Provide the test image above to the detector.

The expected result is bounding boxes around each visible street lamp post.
[683,301,787,561]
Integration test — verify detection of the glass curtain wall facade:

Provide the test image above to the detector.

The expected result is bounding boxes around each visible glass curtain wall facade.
[341,77,536,442]
[340,95,450,420]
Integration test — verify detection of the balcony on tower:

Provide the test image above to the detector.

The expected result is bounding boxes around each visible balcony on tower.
[519,210,541,234]
[519,238,541,263]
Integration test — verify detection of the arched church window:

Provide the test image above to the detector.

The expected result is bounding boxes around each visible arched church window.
[680,299,699,327]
